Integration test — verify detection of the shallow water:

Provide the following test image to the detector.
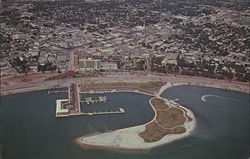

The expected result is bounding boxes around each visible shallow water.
[1,86,249,159]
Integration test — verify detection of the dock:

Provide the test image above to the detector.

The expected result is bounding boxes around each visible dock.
[48,90,68,94]
[80,108,125,116]
[55,83,81,117]
[54,84,125,118]
[80,89,116,94]
[56,107,125,117]
[80,96,107,104]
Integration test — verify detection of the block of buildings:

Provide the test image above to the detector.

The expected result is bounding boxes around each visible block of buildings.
[78,58,101,72]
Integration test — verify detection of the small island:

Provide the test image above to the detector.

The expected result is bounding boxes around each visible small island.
[75,84,196,150]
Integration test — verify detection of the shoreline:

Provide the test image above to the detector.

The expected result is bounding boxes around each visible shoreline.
[1,81,248,97]
[1,74,249,97]
[74,83,196,151]
[1,75,245,151]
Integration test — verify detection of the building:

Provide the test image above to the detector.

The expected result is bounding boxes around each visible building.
[56,99,70,116]
[28,64,38,72]
[100,62,118,70]
[74,54,79,69]
[78,58,101,72]
[57,55,67,63]
[161,53,179,65]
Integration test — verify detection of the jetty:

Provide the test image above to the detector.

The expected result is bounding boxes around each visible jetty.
[55,83,81,117]
[80,96,107,104]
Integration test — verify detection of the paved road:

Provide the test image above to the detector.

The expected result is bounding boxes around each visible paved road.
[1,72,249,96]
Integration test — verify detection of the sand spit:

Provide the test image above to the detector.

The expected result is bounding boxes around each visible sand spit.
[76,83,196,150]
[77,108,195,150]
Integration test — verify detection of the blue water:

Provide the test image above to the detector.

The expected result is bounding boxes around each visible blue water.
[1,86,249,159]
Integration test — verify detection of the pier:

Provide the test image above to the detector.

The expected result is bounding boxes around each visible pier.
[80,108,125,116]
[56,107,125,117]
[54,84,125,118]
[80,89,116,94]
[80,96,107,104]
[55,83,81,117]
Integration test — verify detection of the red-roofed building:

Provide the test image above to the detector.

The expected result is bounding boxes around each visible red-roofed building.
[66,71,76,77]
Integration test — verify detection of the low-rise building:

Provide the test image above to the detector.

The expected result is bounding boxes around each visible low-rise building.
[100,62,118,70]
[78,58,101,72]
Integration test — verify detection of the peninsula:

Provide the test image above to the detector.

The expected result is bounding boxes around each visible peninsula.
[75,83,196,150]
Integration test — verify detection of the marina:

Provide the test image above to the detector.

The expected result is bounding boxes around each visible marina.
[80,96,107,104]
[54,84,125,117]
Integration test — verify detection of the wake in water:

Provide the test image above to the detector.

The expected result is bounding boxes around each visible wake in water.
[201,94,240,102]
[180,144,193,149]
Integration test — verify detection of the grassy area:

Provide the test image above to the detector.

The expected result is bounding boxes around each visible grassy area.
[74,72,99,78]
[84,81,160,89]
[45,74,68,81]
[156,108,186,128]
[45,72,99,81]
[139,97,188,143]
[139,122,186,143]
[150,98,169,110]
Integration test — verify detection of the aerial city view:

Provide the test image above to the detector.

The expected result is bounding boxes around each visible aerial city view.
[0,0,249,159]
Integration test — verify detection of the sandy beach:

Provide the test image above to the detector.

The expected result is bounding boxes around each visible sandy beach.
[76,113,195,150]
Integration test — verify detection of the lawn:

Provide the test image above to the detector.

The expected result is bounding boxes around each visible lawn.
[45,72,99,80]
[84,81,160,89]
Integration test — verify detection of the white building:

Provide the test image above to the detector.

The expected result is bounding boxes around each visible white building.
[100,62,118,70]
[78,58,101,72]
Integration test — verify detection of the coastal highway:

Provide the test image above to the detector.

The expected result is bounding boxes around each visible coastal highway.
[1,72,249,96]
